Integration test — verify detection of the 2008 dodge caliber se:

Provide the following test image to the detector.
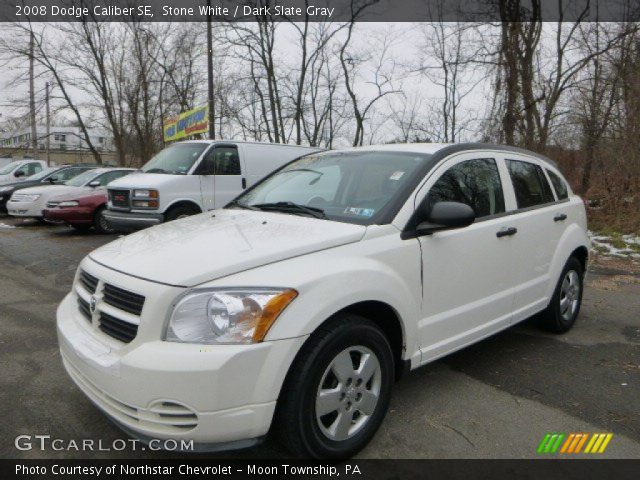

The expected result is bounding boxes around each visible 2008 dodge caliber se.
[57,143,589,458]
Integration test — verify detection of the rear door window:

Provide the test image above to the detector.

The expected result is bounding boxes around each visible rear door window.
[546,169,569,200]
[506,159,555,209]
[427,158,505,218]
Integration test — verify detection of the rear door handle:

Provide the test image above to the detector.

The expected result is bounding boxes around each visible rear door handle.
[241,177,247,189]
[554,213,567,222]
[496,227,518,238]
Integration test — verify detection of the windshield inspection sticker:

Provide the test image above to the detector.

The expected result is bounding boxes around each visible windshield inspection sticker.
[344,207,375,217]
[389,171,405,180]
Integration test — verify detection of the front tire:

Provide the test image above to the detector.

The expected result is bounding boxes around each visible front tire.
[275,315,394,459]
[93,207,114,234]
[165,204,199,222]
[539,256,584,333]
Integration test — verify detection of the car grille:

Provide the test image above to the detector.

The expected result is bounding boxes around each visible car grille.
[109,189,130,209]
[99,312,138,343]
[77,297,91,322]
[76,270,145,343]
[79,270,99,293]
[103,283,145,316]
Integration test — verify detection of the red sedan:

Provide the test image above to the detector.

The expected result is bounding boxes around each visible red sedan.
[43,189,114,234]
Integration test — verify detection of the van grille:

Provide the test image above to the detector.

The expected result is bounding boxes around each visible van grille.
[79,270,99,293]
[109,189,130,209]
[103,284,145,315]
[99,312,138,343]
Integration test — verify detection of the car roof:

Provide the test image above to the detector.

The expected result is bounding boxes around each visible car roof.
[336,142,559,168]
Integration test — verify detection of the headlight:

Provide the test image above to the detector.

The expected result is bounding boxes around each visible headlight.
[132,199,159,208]
[58,201,79,207]
[134,189,158,199]
[13,194,40,202]
[165,288,298,344]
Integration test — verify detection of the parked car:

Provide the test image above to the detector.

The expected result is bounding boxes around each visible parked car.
[104,140,322,232]
[0,165,99,212]
[0,159,47,185]
[57,143,589,458]
[7,167,134,220]
[43,188,115,233]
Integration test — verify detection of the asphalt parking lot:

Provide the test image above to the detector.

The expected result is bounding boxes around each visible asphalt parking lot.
[1,214,639,459]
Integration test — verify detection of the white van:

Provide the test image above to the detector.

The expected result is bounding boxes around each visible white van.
[0,159,47,185]
[104,140,321,231]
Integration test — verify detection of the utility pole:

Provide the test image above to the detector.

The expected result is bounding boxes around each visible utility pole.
[45,81,51,166]
[206,0,215,140]
[29,32,38,158]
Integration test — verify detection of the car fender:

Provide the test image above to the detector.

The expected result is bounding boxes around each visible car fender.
[544,222,590,301]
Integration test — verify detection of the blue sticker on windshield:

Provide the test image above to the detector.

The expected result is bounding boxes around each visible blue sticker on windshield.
[344,207,375,217]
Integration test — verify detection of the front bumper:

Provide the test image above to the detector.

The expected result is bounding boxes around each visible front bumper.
[43,207,94,225]
[6,199,44,218]
[56,291,306,447]
[103,209,163,231]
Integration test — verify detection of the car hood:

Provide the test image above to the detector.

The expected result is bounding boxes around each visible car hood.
[50,188,107,203]
[106,172,179,189]
[90,209,366,287]
[14,185,91,197]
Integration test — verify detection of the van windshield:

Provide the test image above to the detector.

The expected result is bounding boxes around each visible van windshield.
[141,143,208,175]
[230,150,430,225]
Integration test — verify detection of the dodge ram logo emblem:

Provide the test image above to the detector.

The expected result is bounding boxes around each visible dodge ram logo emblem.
[89,295,97,314]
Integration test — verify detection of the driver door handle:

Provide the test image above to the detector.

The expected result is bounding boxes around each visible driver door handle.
[496,227,518,238]
[554,213,567,222]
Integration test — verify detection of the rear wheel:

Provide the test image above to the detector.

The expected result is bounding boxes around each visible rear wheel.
[539,256,584,333]
[275,315,394,459]
[165,204,199,222]
[93,207,114,234]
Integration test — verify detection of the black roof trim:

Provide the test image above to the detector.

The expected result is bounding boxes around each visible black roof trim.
[430,143,558,168]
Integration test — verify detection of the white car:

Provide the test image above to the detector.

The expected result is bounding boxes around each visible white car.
[0,159,47,185]
[7,167,134,219]
[56,143,589,458]
[104,140,322,231]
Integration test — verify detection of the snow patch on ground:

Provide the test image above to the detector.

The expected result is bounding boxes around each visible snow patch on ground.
[0,222,15,229]
[589,230,640,259]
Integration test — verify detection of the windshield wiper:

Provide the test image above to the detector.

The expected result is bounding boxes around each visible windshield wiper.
[226,200,261,211]
[253,201,326,219]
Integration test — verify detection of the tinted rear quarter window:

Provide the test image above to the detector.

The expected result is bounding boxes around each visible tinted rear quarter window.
[506,159,555,209]
[546,169,569,200]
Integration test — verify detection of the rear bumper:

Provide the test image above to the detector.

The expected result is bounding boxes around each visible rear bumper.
[103,210,163,231]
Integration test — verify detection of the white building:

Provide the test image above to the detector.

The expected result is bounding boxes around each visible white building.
[0,125,113,152]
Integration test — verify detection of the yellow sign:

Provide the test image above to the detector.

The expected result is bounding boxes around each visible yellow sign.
[163,105,208,142]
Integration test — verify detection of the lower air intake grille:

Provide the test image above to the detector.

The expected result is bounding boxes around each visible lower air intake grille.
[99,312,138,343]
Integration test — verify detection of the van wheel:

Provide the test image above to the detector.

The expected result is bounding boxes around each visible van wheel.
[165,205,199,222]
[539,256,584,333]
[93,207,114,234]
[275,315,394,459]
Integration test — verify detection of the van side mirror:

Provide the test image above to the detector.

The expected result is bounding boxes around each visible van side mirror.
[14,170,25,178]
[414,201,476,236]
[88,180,101,187]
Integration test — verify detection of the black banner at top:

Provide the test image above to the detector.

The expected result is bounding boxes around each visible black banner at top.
[1,0,640,23]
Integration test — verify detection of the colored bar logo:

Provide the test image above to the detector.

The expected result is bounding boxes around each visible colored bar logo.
[537,433,613,454]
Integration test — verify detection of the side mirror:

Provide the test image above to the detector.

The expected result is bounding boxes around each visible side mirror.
[415,201,476,236]
[49,176,58,183]
[14,170,25,178]
[88,180,101,187]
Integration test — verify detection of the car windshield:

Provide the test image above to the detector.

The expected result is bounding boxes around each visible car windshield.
[0,161,21,175]
[141,143,208,175]
[65,170,98,187]
[28,168,57,181]
[231,150,430,225]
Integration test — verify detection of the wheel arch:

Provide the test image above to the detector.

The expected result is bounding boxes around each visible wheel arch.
[164,199,202,215]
